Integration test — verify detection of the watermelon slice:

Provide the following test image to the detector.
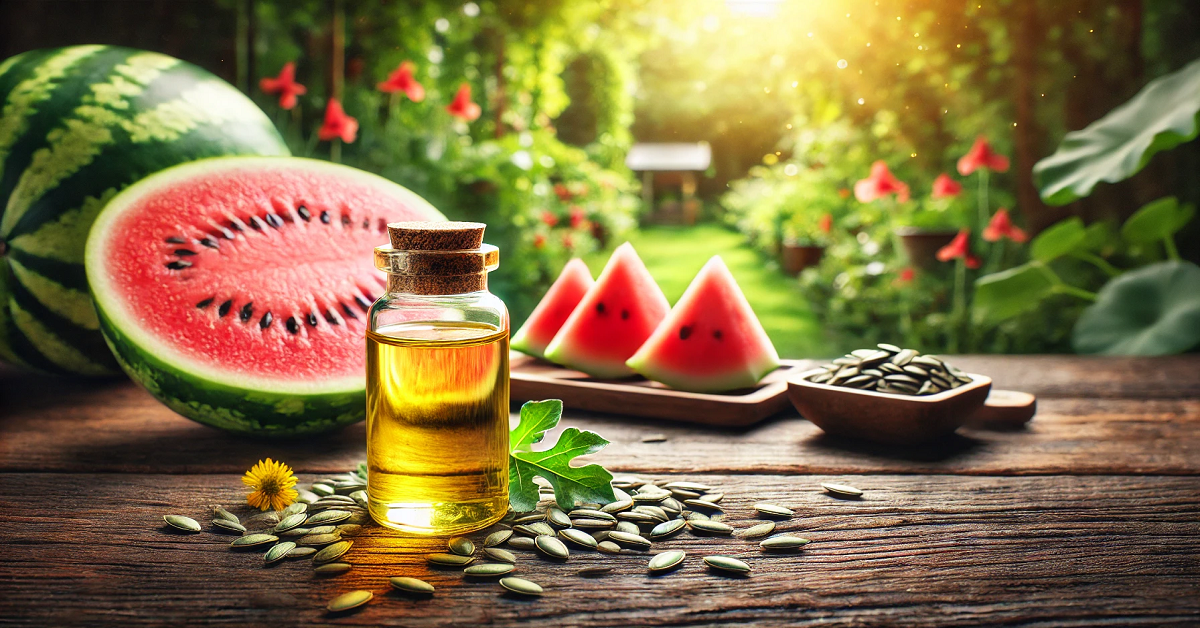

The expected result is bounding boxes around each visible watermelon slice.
[626,255,780,392]
[85,156,444,435]
[543,243,668,378]
[511,258,593,359]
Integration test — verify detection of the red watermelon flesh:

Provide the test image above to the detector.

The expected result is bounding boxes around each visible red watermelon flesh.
[543,243,668,378]
[511,258,594,359]
[626,255,780,392]
[87,157,443,392]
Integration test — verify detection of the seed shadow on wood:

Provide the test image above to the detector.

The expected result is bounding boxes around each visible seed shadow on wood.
[803,431,984,463]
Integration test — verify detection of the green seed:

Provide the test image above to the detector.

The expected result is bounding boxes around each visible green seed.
[512,513,546,524]
[599,499,633,514]
[213,507,239,523]
[296,533,342,546]
[390,576,435,594]
[569,509,617,522]
[464,562,514,577]
[616,511,659,524]
[281,502,307,517]
[313,540,352,564]
[648,550,686,573]
[684,511,709,521]
[264,541,296,564]
[314,562,352,575]
[310,483,334,497]
[296,489,319,504]
[163,515,201,532]
[306,510,352,525]
[448,536,475,556]
[607,531,652,549]
[687,519,733,535]
[760,535,812,550]
[336,524,362,536]
[699,492,724,504]
[571,518,616,530]
[326,590,371,612]
[821,482,863,497]
[428,553,475,567]
[507,536,537,551]
[649,518,686,540]
[286,546,317,559]
[485,529,513,547]
[632,506,669,522]
[499,577,543,596]
[231,534,278,548]
[663,481,712,492]
[739,522,776,539]
[348,490,368,507]
[535,535,570,559]
[211,519,246,534]
[704,555,751,574]
[546,508,572,528]
[753,503,795,518]
[597,541,622,554]
[275,512,307,533]
[683,499,723,512]
[558,528,598,549]
[483,547,516,563]
[306,525,337,535]
[615,521,640,535]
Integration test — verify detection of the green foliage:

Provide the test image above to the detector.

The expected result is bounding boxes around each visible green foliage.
[1120,197,1195,246]
[1030,217,1087,263]
[1034,58,1200,205]
[1072,261,1200,355]
[973,263,1056,326]
[508,400,616,511]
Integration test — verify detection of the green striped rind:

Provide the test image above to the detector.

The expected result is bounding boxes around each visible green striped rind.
[96,306,364,436]
[0,45,289,376]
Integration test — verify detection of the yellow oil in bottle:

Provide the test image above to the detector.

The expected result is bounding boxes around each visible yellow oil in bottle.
[365,320,510,535]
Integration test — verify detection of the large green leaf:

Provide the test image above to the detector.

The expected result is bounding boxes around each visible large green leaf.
[509,399,561,452]
[1072,261,1200,355]
[509,428,616,512]
[1120,197,1195,244]
[1030,217,1087,263]
[973,262,1057,326]
[1033,58,1200,206]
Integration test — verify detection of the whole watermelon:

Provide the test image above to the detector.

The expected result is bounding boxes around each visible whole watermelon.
[0,46,289,376]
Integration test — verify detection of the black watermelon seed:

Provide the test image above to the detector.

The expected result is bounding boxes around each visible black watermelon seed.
[679,326,693,340]
[196,298,214,309]
[286,317,300,334]
[361,219,370,230]
[620,309,630,320]
[227,221,243,232]
[595,302,606,315]
[259,311,273,329]
[218,300,233,317]
[320,211,331,224]
[265,213,283,228]
[355,295,371,311]
[199,238,218,249]
[174,249,196,256]
[307,313,319,327]
[165,260,192,270]
[712,329,723,340]
[341,303,359,320]
[297,205,311,221]
[239,302,254,322]
[248,216,264,231]
[341,215,352,226]
[165,236,186,244]
[324,309,340,324]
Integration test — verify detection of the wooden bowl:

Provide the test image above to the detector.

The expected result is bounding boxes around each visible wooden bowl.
[787,368,992,445]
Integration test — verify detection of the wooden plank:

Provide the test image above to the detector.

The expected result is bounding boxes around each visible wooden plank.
[1,473,1197,627]
[946,354,1200,399]
[1,371,1197,476]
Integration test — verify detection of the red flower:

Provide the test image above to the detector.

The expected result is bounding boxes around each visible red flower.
[818,213,833,234]
[937,229,981,268]
[957,136,1010,176]
[318,98,358,143]
[569,206,587,229]
[931,173,963,199]
[533,233,546,249]
[837,188,851,199]
[259,62,306,110]
[377,61,425,102]
[854,161,911,203]
[540,211,558,227]
[982,208,1028,243]
[897,267,916,283]
[446,84,481,121]
[554,183,572,201]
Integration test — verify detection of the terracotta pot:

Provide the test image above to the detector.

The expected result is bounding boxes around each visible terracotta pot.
[781,243,825,275]
[895,227,958,270]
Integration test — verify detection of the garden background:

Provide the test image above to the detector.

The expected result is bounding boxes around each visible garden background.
[4,0,1198,357]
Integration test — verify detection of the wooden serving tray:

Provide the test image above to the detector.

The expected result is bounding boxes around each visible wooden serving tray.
[510,353,815,426]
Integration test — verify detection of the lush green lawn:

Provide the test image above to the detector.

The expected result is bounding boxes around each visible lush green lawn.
[584,224,831,358]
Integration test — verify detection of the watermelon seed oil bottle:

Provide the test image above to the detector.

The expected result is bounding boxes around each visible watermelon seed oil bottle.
[366,221,509,535]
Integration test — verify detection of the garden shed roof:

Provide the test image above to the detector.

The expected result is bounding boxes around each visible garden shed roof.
[625,142,712,172]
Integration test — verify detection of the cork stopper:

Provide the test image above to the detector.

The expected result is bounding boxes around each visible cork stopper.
[376,221,497,295]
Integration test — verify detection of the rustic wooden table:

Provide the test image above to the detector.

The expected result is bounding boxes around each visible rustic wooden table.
[2,355,1198,627]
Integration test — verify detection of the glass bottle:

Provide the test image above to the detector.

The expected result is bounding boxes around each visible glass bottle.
[366,221,509,535]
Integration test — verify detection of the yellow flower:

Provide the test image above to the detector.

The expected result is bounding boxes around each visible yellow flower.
[242,458,298,511]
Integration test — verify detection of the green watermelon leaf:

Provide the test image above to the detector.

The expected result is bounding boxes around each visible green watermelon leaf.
[1030,217,1087,263]
[1033,58,1200,206]
[1082,220,1121,255]
[508,400,615,511]
[1120,197,1195,245]
[972,262,1057,326]
[1072,261,1200,355]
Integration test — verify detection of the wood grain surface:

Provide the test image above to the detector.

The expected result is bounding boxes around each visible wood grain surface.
[1,356,1198,626]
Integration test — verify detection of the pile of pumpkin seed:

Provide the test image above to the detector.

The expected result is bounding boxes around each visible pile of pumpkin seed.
[162,464,862,615]
[806,344,973,395]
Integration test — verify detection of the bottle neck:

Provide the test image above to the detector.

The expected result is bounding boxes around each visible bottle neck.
[385,271,488,295]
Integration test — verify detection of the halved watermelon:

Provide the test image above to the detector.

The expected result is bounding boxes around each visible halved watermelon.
[511,258,593,359]
[543,243,668,378]
[627,255,780,392]
[85,156,444,435]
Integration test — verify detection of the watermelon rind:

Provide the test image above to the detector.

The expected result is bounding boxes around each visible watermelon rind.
[86,156,444,435]
[0,45,290,376]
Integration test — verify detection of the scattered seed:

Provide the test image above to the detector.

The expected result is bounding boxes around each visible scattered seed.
[275,512,307,533]
[648,550,686,573]
[577,567,613,577]
[760,535,812,550]
[296,533,342,547]
[313,540,353,564]
[311,483,334,497]
[753,503,795,518]
[513,513,546,524]
[265,541,296,565]
[739,522,776,539]
[314,562,352,576]
[570,509,617,522]
[465,563,515,577]
[485,529,513,547]
[649,518,686,540]
[507,537,537,551]
[336,524,362,536]
[616,511,659,525]
[306,525,338,536]
[558,528,598,549]
[821,483,863,497]
[687,519,733,535]
[641,433,667,443]
[499,577,543,596]
[163,515,201,532]
[282,503,307,517]
[327,590,372,612]
[287,546,317,559]
[306,509,352,525]
[535,535,570,559]
[483,547,516,563]
[546,508,572,528]
[615,521,641,536]
[428,553,475,567]
[279,527,311,537]
[448,536,475,556]
[390,576,434,595]
[608,531,652,549]
[231,534,278,548]
[704,555,751,574]
[699,492,724,504]
[213,507,239,523]
[596,541,622,555]
[212,519,246,533]
[600,499,633,514]
[683,499,723,512]
[664,481,713,492]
